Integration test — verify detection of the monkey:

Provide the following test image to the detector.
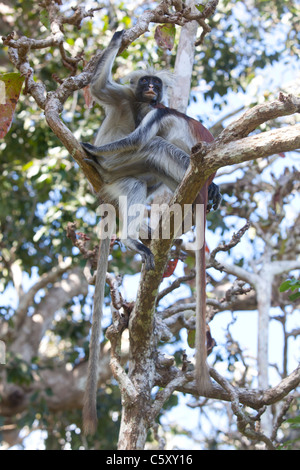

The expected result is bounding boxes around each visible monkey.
[82,98,220,392]
[81,101,220,202]
[82,30,188,435]
[81,30,221,434]
[85,31,195,268]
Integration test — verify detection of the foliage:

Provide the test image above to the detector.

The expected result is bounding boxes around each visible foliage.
[0,73,25,138]
[280,278,300,301]
[0,0,299,450]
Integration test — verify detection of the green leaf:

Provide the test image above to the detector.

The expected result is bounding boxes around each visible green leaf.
[195,3,205,12]
[279,280,292,292]
[289,292,300,302]
[0,73,25,138]
[187,330,195,349]
[22,161,34,171]
[154,24,176,51]
[279,278,300,301]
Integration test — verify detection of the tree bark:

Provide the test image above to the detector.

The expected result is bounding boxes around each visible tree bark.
[256,270,273,435]
[118,404,149,450]
[169,0,198,112]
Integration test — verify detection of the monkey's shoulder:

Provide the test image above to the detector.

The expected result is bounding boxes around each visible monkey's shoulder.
[154,104,191,123]
[153,104,214,143]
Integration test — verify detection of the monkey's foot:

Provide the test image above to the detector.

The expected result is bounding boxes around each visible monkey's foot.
[207,182,222,211]
[143,253,155,271]
[126,238,155,271]
[111,30,125,46]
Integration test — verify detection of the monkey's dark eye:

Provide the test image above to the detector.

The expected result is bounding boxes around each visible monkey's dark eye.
[140,77,148,84]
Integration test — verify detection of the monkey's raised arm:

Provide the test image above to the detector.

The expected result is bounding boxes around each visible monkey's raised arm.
[91,30,133,106]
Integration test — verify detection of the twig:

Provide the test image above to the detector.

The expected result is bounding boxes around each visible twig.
[157,271,195,302]
[209,220,251,263]
[271,395,295,442]
[210,368,276,449]
[106,307,137,404]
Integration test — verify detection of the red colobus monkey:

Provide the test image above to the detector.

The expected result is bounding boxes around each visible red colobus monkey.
[81,30,221,434]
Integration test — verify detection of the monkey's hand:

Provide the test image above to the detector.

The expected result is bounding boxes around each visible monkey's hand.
[81,142,118,160]
[111,30,125,47]
[207,182,222,211]
[81,142,108,157]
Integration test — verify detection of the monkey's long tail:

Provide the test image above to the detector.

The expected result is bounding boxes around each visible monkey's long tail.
[82,234,110,435]
[195,187,211,394]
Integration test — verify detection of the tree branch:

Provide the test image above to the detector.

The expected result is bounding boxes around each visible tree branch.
[216,92,300,145]
[12,267,88,361]
[193,123,300,177]
[14,257,73,328]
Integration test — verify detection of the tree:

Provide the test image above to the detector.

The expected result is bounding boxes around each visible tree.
[0,0,299,450]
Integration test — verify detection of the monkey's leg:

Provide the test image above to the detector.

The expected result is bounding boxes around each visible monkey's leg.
[102,178,155,271]
[83,142,221,212]
[144,138,189,189]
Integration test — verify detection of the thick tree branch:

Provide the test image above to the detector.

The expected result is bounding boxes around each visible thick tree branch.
[14,257,73,328]
[155,363,300,410]
[12,267,88,361]
[216,93,300,145]
[1,355,298,421]
[192,123,300,179]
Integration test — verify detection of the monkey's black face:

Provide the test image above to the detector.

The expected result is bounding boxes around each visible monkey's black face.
[136,76,163,104]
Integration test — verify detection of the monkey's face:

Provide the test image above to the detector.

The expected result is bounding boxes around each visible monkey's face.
[136,76,163,104]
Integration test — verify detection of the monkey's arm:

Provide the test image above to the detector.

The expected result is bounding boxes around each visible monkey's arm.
[82,108,162,158]
[91,31,133,105]
[82,136,191,193]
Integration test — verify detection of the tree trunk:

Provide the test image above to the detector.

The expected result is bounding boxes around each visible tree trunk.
[117,350,156,449]
[169,0,198,112]
[118,403,149,450]
[256,258,273,436]
[114,12,201,438]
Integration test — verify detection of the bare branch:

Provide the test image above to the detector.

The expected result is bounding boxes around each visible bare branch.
[216,93,300,145]
[15,257,73,327]
[193,123,300,177]
[271,395,295,442]
[209,221,251,263]
[209,368,276,449]
[106,308,137,405]
[150,371,189,422]
[157,271,195,302]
